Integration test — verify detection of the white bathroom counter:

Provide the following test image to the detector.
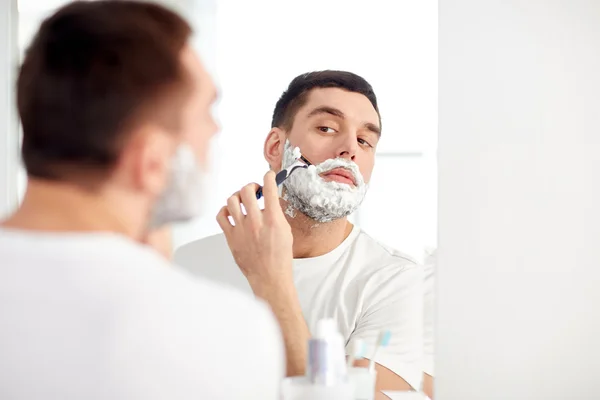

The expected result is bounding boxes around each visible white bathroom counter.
[380,391,429,400]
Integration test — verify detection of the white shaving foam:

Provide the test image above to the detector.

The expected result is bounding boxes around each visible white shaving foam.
[281,140,368,223]
[291,146,301,161]
[285,204,297,218]
[282,191,296,218]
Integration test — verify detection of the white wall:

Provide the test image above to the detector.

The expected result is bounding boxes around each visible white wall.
[438,1,600,399]
[0,0,19,219]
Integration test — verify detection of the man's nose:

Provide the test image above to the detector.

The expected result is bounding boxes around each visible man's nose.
[335,133,358,161]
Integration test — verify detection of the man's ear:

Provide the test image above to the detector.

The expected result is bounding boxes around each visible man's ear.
[120,125,174,196]
[263,127,286,171]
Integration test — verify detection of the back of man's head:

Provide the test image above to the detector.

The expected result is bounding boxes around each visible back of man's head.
[17,0,192,185]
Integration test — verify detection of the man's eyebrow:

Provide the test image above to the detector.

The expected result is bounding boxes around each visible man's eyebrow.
[307,106,345,119]
[365,122,381,136]
[308,105,381,136]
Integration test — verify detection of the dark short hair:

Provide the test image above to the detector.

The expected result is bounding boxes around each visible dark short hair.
[17,0,193,182]
[271,70,381,131]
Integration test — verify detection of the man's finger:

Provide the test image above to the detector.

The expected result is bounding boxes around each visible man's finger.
[262,171,280,211]
[226,193,244,225]
[240,183,261,222]
[216,206,233,233]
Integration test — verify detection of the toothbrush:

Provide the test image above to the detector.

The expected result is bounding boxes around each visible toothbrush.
[368,331,392,372]
[255,153,312,200]
[346,338,367,369]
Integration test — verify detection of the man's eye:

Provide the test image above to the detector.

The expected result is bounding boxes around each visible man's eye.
[358,138,373,147]
[318,126,336,134]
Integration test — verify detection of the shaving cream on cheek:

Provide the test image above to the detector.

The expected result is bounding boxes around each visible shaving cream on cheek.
[292,146,301,161]
[282,140,302,170]
[281,140,368,223]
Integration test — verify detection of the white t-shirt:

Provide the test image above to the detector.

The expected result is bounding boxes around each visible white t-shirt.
[0,229,284,400]
[175,224,425,390]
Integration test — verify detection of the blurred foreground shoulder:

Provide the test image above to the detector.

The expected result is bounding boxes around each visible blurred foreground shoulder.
[116,250,286,399]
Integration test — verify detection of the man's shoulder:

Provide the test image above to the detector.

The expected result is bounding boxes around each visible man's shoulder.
[353,228,419,270]
[331,228,424,294]
[126,256,274,335]
[115,260,285,398]
[159,269,272,323]
[99,236,248,307]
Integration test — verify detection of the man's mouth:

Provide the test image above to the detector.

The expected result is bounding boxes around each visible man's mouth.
[320,167,356,186]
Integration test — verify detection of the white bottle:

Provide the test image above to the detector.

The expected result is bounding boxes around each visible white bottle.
[306,318,348,385]
[282,318,353,400]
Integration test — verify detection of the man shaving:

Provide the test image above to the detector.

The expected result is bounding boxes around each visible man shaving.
[0,1,286,398]
[175,71,424,391]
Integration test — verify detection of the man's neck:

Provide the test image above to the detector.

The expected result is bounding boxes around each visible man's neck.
[281,199,354,259]
[1,180,145,240]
